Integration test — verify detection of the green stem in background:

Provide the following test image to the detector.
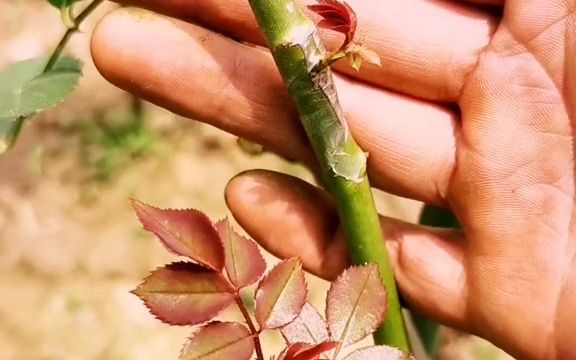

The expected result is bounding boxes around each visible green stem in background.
[43,0,105,73]
[247,0,410,352]
[6,116,26,149]
[412,205,461,358]
[420,205,460,230]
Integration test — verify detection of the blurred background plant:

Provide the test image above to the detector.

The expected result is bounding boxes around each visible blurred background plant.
[0,1,512,359]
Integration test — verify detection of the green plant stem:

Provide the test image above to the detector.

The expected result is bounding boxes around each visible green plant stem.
[411,312,441,359]
[247,0,410,352]
[235,296,264,360]
[412,205,460,358]
[420,205,460,229]
[5,116,26,150]
[130,95,144,129]
[43,0,105,73]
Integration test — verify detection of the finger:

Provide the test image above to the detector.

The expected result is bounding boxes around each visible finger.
[115,0,498,102]
[225,169,469,328]
[92,9,458,205]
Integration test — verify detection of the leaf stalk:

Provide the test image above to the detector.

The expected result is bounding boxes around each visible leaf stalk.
[235,295,265,360]
[43,0,105,73]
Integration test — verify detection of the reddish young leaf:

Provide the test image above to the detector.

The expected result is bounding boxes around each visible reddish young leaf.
[180,322,254,360]
[293,342,339,360]
[327,264,387,346]
[308,0,357,49]
[255,258,307,329]
[278,342,339,360]
[132,262,235,326]
[131,199,224,270]
[277,343,308,360]
[216,218,266,289]
[281,303,329,344]
[342,346,415,360]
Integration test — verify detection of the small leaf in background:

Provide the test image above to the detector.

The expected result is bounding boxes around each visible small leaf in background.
[216,218,266,289]
[132,262,235,326]
[179,322,254,360]
[327,264,387,346]
[19,57,83,115]
[281,303,329,344]
[255,258,307,329]
[342,346,415,360]
[131,200,224,270]
[308,0,357,49]
[0,56,82,153]
[278,342,339,360]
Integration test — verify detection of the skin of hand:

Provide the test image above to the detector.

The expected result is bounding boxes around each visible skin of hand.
[90,0,576,358]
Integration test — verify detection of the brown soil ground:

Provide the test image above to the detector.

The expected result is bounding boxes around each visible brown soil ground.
[0,1,512,359]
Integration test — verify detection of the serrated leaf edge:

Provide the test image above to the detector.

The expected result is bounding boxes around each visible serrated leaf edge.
[179,321,254,360]
[131,261,234,326]
[18,57,83,115]
[130,199,222,271]
[326,264,386,346]
[281,303,328,345]
[217,217,267,289]
[256,258,308,329]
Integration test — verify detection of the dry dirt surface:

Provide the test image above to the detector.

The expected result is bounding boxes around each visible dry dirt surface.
[0,1,512,359]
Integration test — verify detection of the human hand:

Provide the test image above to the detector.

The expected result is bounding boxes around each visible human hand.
[90,0,576,358]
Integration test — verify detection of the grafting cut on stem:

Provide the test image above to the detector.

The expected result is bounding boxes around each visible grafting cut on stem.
[247,0,411,352]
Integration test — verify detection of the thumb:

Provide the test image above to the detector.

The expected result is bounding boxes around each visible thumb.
[225,169,470,329]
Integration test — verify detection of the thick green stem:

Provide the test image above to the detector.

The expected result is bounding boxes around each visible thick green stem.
[44,0,105,73]
[247,0,410,352]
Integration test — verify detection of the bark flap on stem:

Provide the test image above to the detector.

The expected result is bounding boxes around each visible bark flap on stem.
[279,22,367,183]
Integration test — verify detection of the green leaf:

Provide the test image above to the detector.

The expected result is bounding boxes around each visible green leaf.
[0,56,82,153]
[47,0,84,9]
[18,57,82,116]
